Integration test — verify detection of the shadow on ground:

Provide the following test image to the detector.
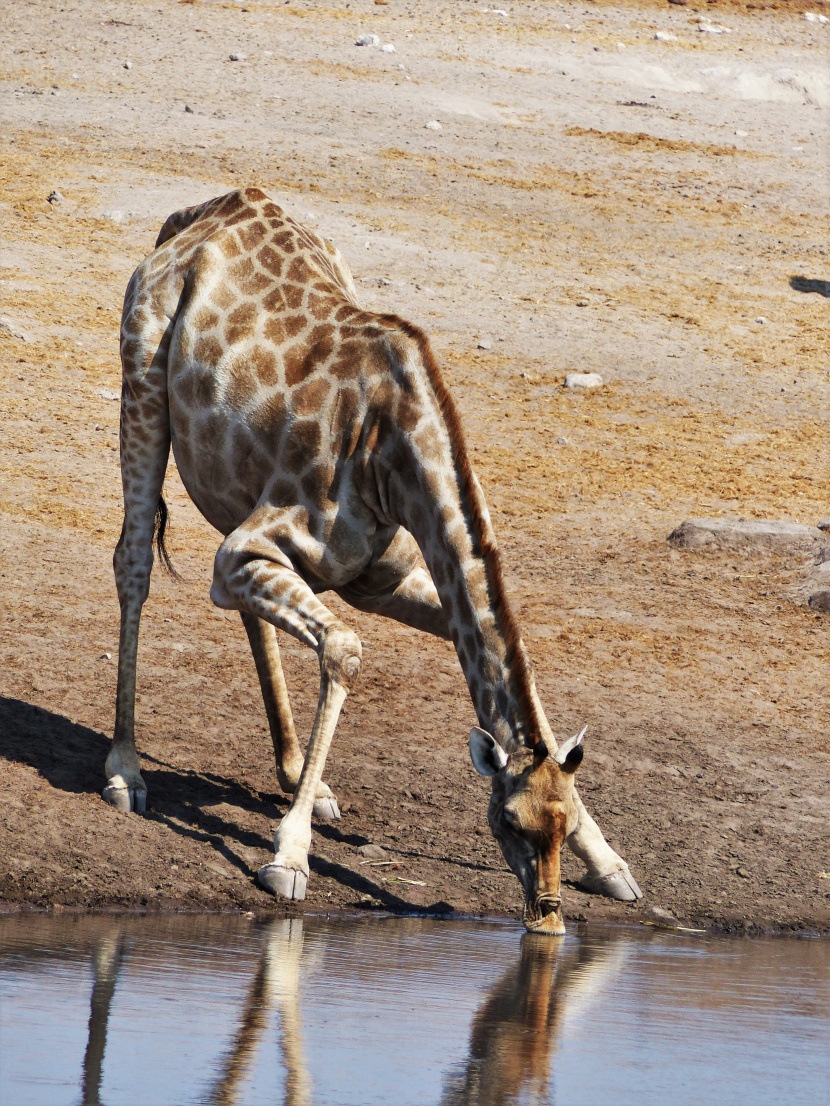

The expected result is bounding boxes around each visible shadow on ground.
[789,275,829,297]
[0,696,442,913]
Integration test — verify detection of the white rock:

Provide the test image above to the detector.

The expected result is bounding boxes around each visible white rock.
[425,119,443,131]
[47,189,64,204]
[804,12,829,23]
[668,518,824,552]
[698,23,731,34]
[483,7,509,16]
[477,338,493,350]
[355,33,380,47]
[95,388,121,402]
[0,316,31,342]
[654,32,677,41]
[734,129,748,137]
[228,52,247,61]
[380,43,396,53]
[123,60,132,70]
[754,316,767,324]
[564,372,603,390]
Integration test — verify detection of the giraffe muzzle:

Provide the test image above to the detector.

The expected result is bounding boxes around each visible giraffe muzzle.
[522,894,565,936]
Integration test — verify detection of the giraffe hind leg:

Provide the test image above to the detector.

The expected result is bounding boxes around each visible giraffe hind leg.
[105,308,173,813]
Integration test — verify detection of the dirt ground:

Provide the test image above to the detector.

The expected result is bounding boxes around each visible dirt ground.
[1,0,828,935]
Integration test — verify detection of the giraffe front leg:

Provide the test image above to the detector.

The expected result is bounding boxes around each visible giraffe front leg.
[259,622,360,900]
[240,613,340,822]
[567,792,642,902]
[212,528,361,898]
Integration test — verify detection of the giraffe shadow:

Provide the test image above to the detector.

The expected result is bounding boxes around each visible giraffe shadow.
[789,275,829,297]
[0,696,440,912]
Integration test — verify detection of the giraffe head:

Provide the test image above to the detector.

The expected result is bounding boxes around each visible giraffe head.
[469,727,586,936]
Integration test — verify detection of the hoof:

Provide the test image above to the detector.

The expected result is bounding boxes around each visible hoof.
[312,795,341,822]
[102,783,147,814]
[580,868,642,902]
[257,863,308,901]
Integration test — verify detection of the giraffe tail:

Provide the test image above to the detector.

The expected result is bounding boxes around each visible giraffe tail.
[154,496,180,580]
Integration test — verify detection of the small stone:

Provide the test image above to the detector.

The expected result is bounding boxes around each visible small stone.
[643,905,679,925]
[556,436,568,446]
[734,129,748,137]
[564,372,603,390]
[47,190,64,204]
[804,11,829,23]
[184,104,194,113]
[355,33,380,47]
[425,119,442,131]
[754,316,767,324]
[477,338,492,350]
[357,842,387,860]
[817,519,830,532]
[380,43,396,53]
[95,388,121,401]
[654,31,677,41]
[228,52,247,61]
[123,60,132,69]
[736,867,750,879]
[808,590,830,613]
[698,22,731,33]
[576,298,590,307]
[100,652,112,661]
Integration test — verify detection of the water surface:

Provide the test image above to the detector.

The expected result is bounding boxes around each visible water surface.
[0,913,826,1105]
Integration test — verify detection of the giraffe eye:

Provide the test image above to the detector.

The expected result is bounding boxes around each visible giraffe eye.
[503,808,522,831]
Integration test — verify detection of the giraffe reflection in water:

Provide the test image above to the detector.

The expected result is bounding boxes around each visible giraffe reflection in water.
[441,933,625,1106]
[81,932,129,1106]
[80,919,623,1106]
[80,920,310,1106]
[207,919,310,1106]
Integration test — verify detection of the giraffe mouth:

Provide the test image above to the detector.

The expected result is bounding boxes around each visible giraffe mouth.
[522,895,565,936]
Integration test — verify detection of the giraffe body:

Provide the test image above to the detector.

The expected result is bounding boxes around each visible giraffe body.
[109,188,641,930]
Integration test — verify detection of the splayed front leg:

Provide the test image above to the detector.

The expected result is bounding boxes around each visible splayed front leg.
[240,613,340,822]
[568,793,642,902]
[257,624,360,900]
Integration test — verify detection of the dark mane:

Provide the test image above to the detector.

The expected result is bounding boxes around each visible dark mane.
[379,314,544,747]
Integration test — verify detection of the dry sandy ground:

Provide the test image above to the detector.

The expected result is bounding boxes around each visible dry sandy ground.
[1,0,828,934]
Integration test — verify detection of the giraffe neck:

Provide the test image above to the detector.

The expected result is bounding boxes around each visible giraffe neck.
[383,325,545,751]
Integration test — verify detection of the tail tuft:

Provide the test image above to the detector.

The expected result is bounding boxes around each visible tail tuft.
[154,496,181,580]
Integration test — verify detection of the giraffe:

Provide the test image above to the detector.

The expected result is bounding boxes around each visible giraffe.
[107,187,641,935]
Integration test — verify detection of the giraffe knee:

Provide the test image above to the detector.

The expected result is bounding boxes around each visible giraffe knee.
[210,532,254,610]
[320,623,362,690]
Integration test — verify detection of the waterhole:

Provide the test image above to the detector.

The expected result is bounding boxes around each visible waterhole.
[0,914,826,1105]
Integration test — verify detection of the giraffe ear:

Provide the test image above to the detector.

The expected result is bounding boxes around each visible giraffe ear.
[469,728,509,777]
[555,726,586,774]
